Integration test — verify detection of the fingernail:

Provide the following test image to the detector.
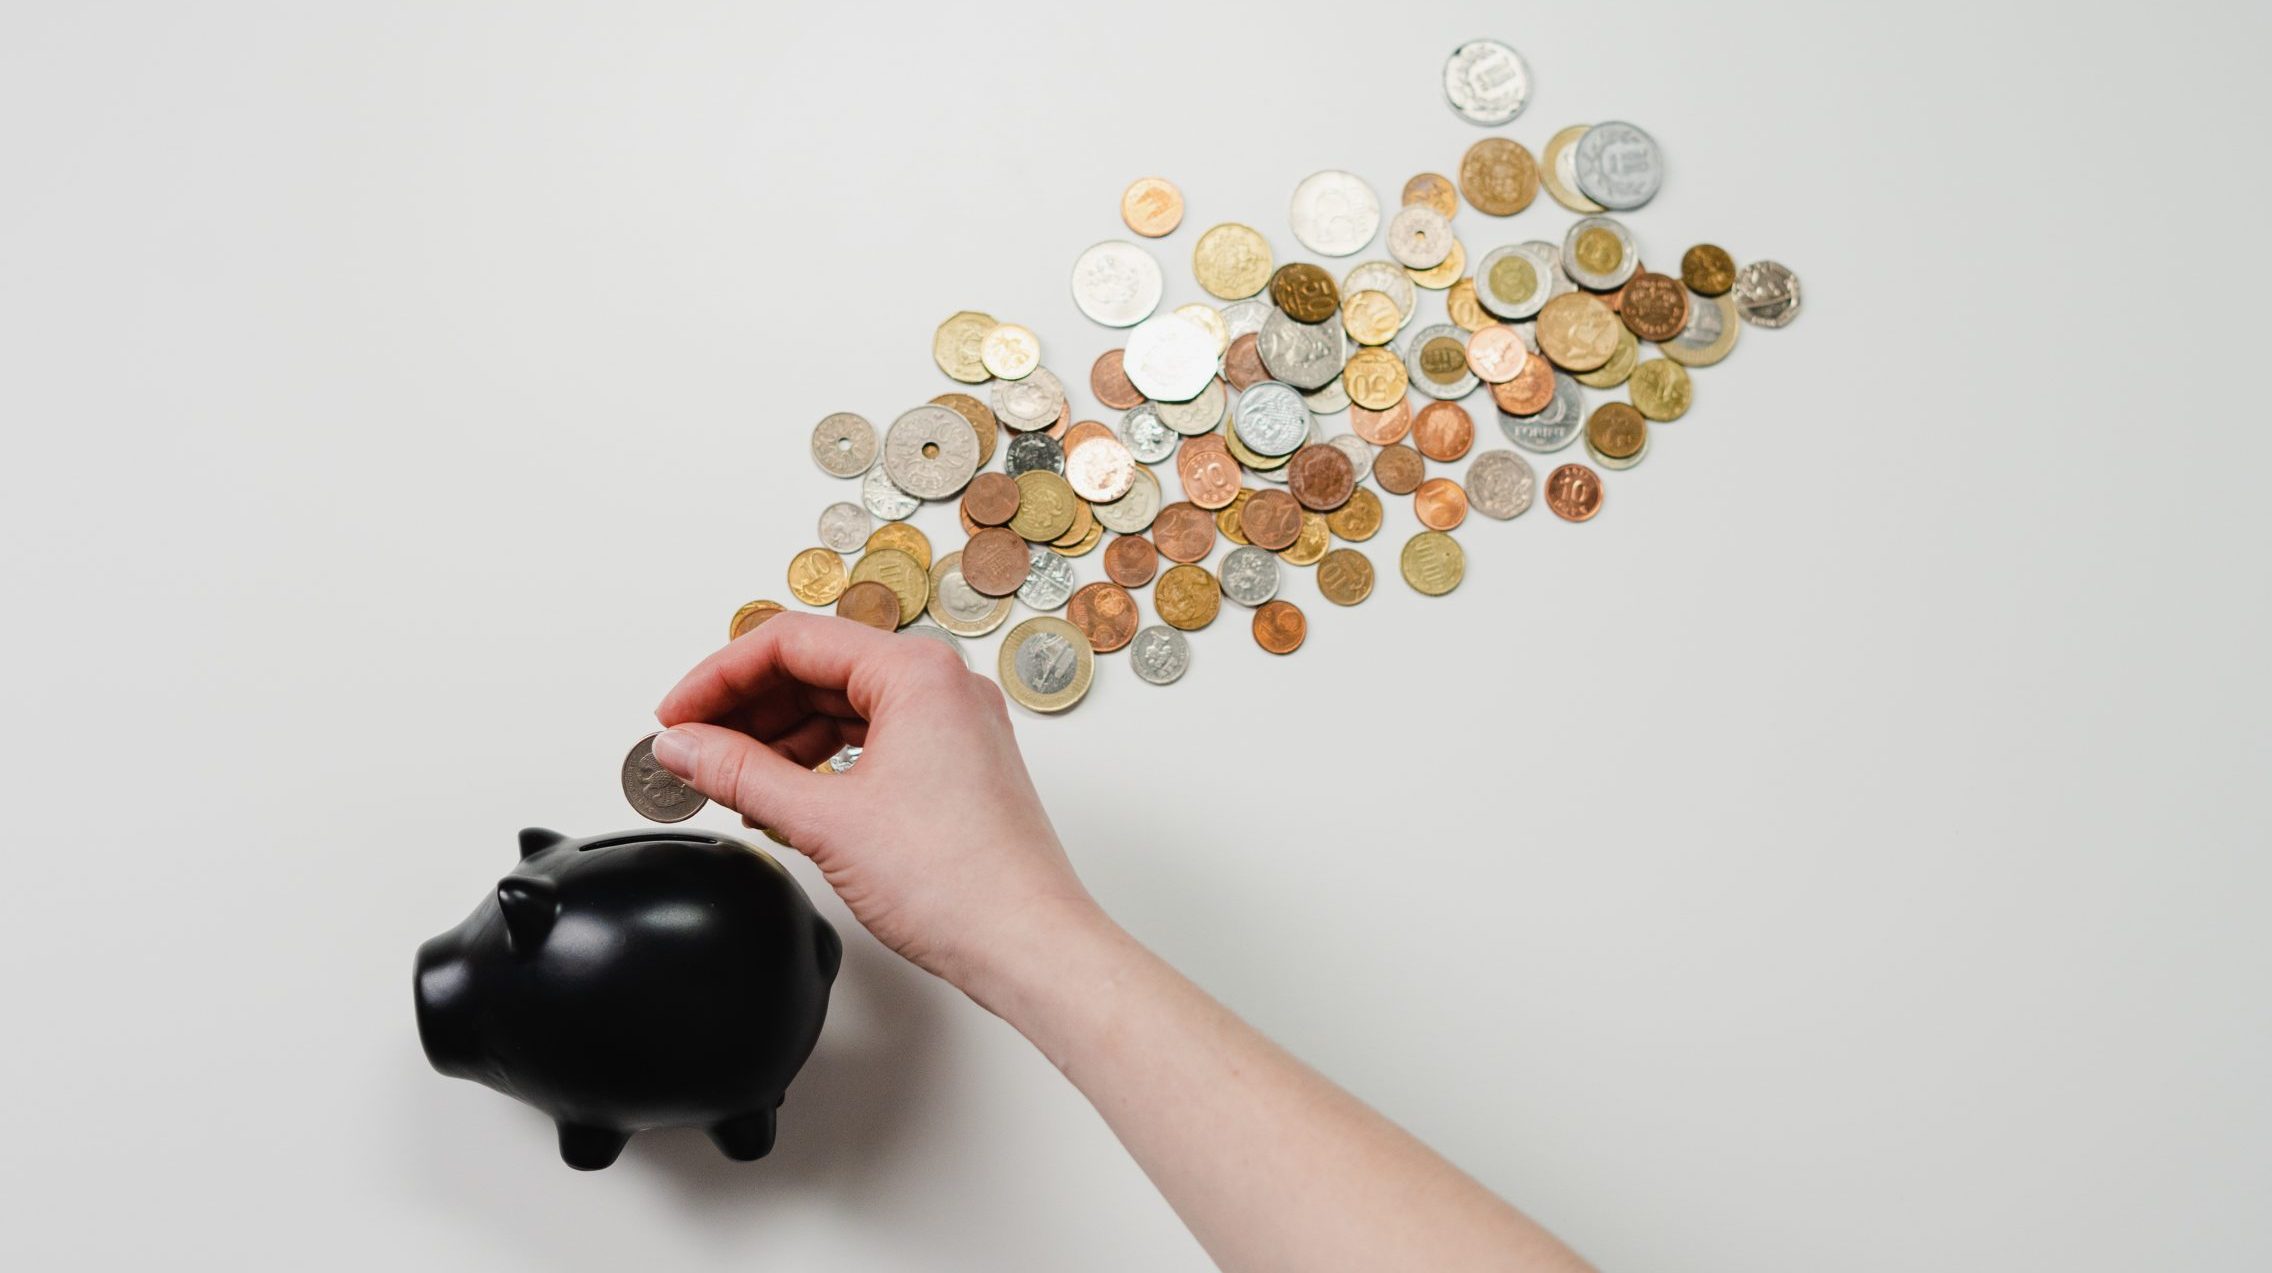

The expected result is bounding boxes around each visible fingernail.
[650,728,697,775]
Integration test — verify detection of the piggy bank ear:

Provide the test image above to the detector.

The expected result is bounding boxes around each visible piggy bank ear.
[518,827,566,859]
[497,876,560,955]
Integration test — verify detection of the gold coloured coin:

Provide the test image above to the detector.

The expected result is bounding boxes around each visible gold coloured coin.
[1681,243,1737,296]
[1220,421,1290,473]
[1049,512,1105,558]
[1009,471,1077,542]
[1399,531,1465,596]
[1278,511,1329,565]
[729,599,784,640]
[1541,125,1606,214]
[1269,262,1340,323]
[1121,177,1184,237]
[1571,226,1626,281]
[1155,564,1221,631]
[1407,238,1465,290]
[1575,324,1640,388]
[1342,290,1402,345]
[1049,498,1096,548]
[864,522,932,572]
[1194,222,1273,300]
[1447,278,1490,332]
[1401,172,1459,218]
[1536,293,1622,372]
[930,392,998,468]
[850,547,928,627]
[1327,486,1383,541]
[996,616,1095,714]
[1317,548,1374,605]
[1628,358,1693,422]
[786,547,848,606]
[980,322,1041,381]
[932,311,994,384]
[1658,292,1741,368]
[1215,489,1254,545]
[1457,138,1539,216]
[1343,346,1410,411]
[1585,402,1648,461]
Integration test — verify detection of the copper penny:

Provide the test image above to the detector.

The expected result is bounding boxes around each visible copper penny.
[1618,272,1690,343]
[1090,349,1144,410]
[1044,400,1071,440]
[962,472,1021,527]
[1544,464,1605,522]
[1585,403,1648,461]
[1401,172,1459,219]
[1413,477,1469,531]
[1067,581,1140,654]
[1285,443,1356,512]
[1224,332,1270,391]
[1374,444,1425,495]
[834,579,901,631]
[958,503,984,538]
[1268,262,1341,324]
[960,527,1031,596]
[1103,534,1158,588]
[1251,599,1307,655]
[1681,244,1736,297]
[1491,352,1557,415]
[1464,325,1527,384]
[1350,394,1412,446]
[1061,419,1114,456]
[1239,488,1303,551]
[1411,402,1475,463]
[1177,439,1244,510]
[1152,501,1217,564]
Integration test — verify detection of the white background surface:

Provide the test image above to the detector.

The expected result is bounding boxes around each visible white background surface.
[4,2,2267,1269]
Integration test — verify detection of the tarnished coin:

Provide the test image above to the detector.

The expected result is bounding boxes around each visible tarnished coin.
[1103,534,1157,588]
[1239,488,1304,551]
[1658,292,1740,367]
[1256,309,1346,392]
[1414,477,1468,531]
[1010,470,1077,542]
[1269,262,1341,323]
[1193,222,1274,300]
[1156,376,1228,436]
[1122,312,1221,402]
[1317,548,1375,605]
[811,412,877,478]
[1402,172,1459,218]
[991,366,1067,432]
[1562,217,1639,291]
[1286,442,1356,511]
[1350,392,1412,444]
[1537,293,1622,372]
[1342,260,1418,328]
[1327,486,1384,541]
[1067,581,1141,654]
[1400,531,1465,596]
[927,550,1014,637]
[817,501,872,553]
[1406,323,1478,400]
[1545,463,1605,522]
[1386,204,1454,269]
[834,579,900,631]
[623,733,706,823]
[1682,244,1737,296]
[932,311,994,384]
[1016,543,1077,611]
[1499,370,1585,453]
[1585,402,1648,463]
[1091,350,1144,410]
[1343,347,1409,413]
[1629,358,1693,422]
[787,546,848,606]
[1465,450,1536,519]
[1288,170,1381,258]
[1542,125,1607,213]
[1572,121,1663,210]
[980,322,1041,381]
[1374,443,1424,495]
[1734,260,1803,328]
[1466,324,1528,383]
[1065,435,1137,503]
[1092,464,1162,534]
[884,404,981,499]
[961,527,1031,597]
[1252,599,1306,655]
[1232,380,1313,458]
[963,472,1021,527]
[1129,625,1191,685]
[1121,177,1184,238]
[997,616,1094,714]
[1618,272,1691,343]
[1412,401,1475,462]
[1119,403,1179,464]
[1155,563,1221,631]
[1153,500,1218,562]
[1574,324,1640,388]
[930,392,998,468]
[1224,332,1270,390]
[1406,237,1466,290]
[1341,289,1402,345]
[728,599,785,640]
[865,521,932,572]
[1005,431,1064,478]
[849,546,927,627]
[1443,38,1532,126]
[1327,432,1374,486]
[1458,138,1538,216]
[1071,240,1165,328]
[1218,545,1280,607]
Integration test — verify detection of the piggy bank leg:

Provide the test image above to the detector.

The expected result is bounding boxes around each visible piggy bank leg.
[706,1106,778,1161]
[556,1121,632,1170]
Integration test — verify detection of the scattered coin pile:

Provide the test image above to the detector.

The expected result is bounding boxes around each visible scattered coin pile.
[628,38,1803,820]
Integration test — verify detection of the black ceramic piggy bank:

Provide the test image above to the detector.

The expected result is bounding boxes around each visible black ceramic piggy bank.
[415,827,841,1169]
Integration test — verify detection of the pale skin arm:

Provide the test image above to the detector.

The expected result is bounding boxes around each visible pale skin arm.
[651,614,1593,1273]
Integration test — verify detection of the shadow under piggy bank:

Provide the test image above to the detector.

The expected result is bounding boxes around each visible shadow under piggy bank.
[414,827,840,1170]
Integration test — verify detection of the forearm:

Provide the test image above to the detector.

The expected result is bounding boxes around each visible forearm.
[965,901,1594,1273]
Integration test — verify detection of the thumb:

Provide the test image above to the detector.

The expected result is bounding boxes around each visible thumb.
[650,724,832,847]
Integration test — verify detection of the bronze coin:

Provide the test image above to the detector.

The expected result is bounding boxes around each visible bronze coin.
[1239,488,1303,551]
[1153,501,1217,564]
[1374,444,1425,495]
[1681,244,1737,297]
[1544,464,1605,522]
[1103,534,1158,588]
[1413,477,1468,531]
[1268,262,1340,324]
[1617,272,1690,343]
[834,579,901,631]
[728,599,785,640]
[962,472,1021,527]
[1401,172,1459,218]
[1457,137,1539,216]
[1177,439,1244,510]
[1224,332,1270,391]
[1044,400,1071,440]
[1091,349,1144,410]
[1285,443,1356,512]
[930,392,999,468]
[1251,599,1307,655]
[1350,395,1412,446]
[1061,419,1114,456]
[1067,581,1140,654]
[1585,403,1648,461]
[961,527,1031,596]
[958,503,984,537]
[1410,402,1475,463]
[1491,351,1557,415]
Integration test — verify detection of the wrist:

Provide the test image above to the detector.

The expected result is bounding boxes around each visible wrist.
[951,890,1142,1050]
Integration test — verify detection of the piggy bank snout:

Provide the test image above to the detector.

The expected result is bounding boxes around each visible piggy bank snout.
[413,934,483,1081]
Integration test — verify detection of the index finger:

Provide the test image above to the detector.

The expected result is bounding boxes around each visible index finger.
[654,611,916,727]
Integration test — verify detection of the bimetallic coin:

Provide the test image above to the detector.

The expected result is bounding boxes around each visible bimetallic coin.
[1269,262,1341,323]
[1400,531,1465,596]
[1016,543,1076,611]
[1005,431,1065,478]
[1499,371,1585,453]
[811,412,877,478]
[1545,464,1605,522]
[929,550,1015,636]
[1474,245,1553,320]
[1683,244,1738,296]
[1386,204,1454,269]
[1232,380,1313,458]
[1092,464,1162,534]
[1342,260,1417,328]
[728,599,785,640]
[818,501,872,553]
[1734,260,1803,328]
[1562,217,1639,290]
[991,366,1068,432]
[1155,563,1221,630]
[898,623,967,666]
[1629,358,1693,422]
[1065,435,1137,503]
[623,733,706,823]
[1256,308,1346,392]
[1067,581,1140,653]
[997,616,1094,714]
[1443,38,1532,126]
[1317,548,1374,605]
[834,579,900,631]
[787,546,848,606]
[1156,376,1228,436]
[1406,323,1479,400]
[979,323,1041,380]
[1327,486,1384,541]
[1658,292,1740,367]
[1288,170,1381,258]
[1458,137,1539,216]
[932,311,994,384]
[1071,240,1165,328]
[1120,177,1184,238]
[1326,432,1374,485]
[1251,599,1306,655]
[1573,121,1663,211]
[1542,125,1606,213]
[1122,312,1221,402]
[1343,347,1409,413]
[883,404,981,499]
[1128,625,1190,685]
[1402,172,1459,218]
[1120,402,1178,463]
[1465,450,1536,519]
[1218,545,1280,607]
[1193,222,1274,300]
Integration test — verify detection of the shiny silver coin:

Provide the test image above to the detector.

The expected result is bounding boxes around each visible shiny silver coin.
[1217,546,1281,608]
[1016,543,1076,611]
[622,733,706,824]
[990,366,1067,432]
[1572,121,1663,211]
[1442,38,1531,126]
[1070,239,1165,328]
[861,463,920,521]
[821,744,862,773]
[897,622,968,666]
[1005,431,1064,477]
[883,404,981,499]
[1091,464,1161,534]
[1287,170,1380,258]
[1232,381,1314,458]
[1128,625,1190,686]
[1256,308,1346,391]
[1733,260,1803,328]
[1498,372,1584,453]
[1474,244,1555,320]
[1301,375,1349,416]
[1120,402,1179,463]
[1122,312,1220,402]
[1326,432,1374,485]
[810,412,876,478]
[1385,204,1454,269]
[1220,298,1275,341]
[1156,376,1227,436]
[1560,216,1640,291]
[1404,323,1478,401]
[1008,625,1087,701]
[1341,260,1418,329]
[1464,449,1536,519]
[817,501,872,553]
[1065,436,1137,503]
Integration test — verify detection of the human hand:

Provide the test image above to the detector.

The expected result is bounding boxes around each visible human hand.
[649,613,1102,998]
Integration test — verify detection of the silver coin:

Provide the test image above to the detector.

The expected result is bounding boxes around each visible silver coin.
[1017,543,1076,611]
[1474,244,1555,320]
[1326,433,1374,485]
[1120,402,1179,463]
[883,404,981,499]
[1005,432,1064,477]
[1465,449,1536,519]
[622,733,706,824]
[1302,375,1349,416]
[1499,372,1584,453]
[1092,464,1161,534]
[861,464,920,520]
[1519,241,1572,303]
[898,622,968,666]
[1341,260,1417,329]
[1404,323,1478,401]
[1733,260,1803,328]
[1070,240,1165,328]
[1128,625,1190,686]
[1065,435,1137,503]
[1661,292,1739,364]
[1442,38,1531,126]
[810,412,876,478]
[1220,298,1275,342]
[1013,629,1081,695]
[821,744,862,773]
[817,501,872,553]
[1122,312,1220,403]
[1218,546,1281,607]
[1572,121,1663,211]
[1561,217,1639,291]
[1385,204,1454,269]
[991,366,1067,432]
[1256,308,1346,391]
[1232,381,1314,458]
[1585,427,1649,472]
[1156,376,1227,436]
[1287,170,1380,258]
